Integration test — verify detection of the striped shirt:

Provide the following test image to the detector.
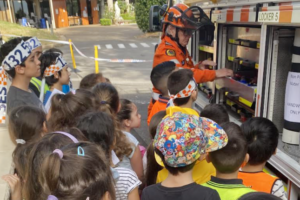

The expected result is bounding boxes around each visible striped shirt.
[114,167,141,200]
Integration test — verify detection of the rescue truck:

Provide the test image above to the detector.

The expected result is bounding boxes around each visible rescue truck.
[150,0,300,199]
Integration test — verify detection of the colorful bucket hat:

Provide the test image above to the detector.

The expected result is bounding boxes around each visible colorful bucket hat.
[154,112,228,167]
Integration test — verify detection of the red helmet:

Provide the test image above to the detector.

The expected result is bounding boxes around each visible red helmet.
[162,3,212,30]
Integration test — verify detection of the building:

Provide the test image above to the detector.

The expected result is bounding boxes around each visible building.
[0,0,101,28]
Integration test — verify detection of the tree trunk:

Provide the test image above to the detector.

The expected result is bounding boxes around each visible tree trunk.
[125,0,129,13]
[107,0,113,12]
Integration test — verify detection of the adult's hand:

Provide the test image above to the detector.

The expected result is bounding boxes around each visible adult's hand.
[215,68,234,78]
[196,60,217,70]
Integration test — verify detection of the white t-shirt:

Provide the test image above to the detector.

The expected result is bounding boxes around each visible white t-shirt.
[114,167,141,200]
[272,180,287,200]
[116,131,139,170]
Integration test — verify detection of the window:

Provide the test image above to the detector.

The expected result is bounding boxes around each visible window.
[13,0,29,20]
[66,0,80,16]
[0,0,9,21]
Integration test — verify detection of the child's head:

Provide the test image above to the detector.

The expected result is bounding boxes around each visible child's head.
[151,61,176,96]
[24,129,87,200]
[149,110,166,139]
[241,117,279,166]
[79,73,106,90]
[117,99,141,129]
[9,105,46,143]
[47,89,98,132]
[208,122,248,174]
[77,111,115,158]
[9,106,46,181]
[0,37,42,79]
[40,52,70,86]
[167,69,197,106]
[39,143,115,200]
[238,192,281,200]
[154,112,228,176]
[92,82,119,115]
[200,104,229,125]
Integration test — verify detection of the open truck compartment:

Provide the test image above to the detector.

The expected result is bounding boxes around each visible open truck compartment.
[187,1,300,198]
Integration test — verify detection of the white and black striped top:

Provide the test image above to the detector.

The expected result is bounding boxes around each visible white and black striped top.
[114,167,141,200]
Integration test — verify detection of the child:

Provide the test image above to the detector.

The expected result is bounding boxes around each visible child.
[24,129,87,200]
[39,51,70,103]
[79,72,107,90]
[77,112,141,200]
[29,48,63,98]
[117,99,143,180]
[92,83,140,179]
[200,104,230,125]
[156,68,216,184]
[202,122,255,200]
[0,37,43,112]
[147,61,176,124]
[47,89,98,131]
[2,105,46,200]
[144,110,165,186]
[142,112,228,200]
[238,117,286,200]
[39,142,115,200]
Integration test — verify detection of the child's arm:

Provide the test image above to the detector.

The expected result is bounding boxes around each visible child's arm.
[130,145,143,181]
[272,180,287,200]
[2,174,22,200]
[127,187,140,200]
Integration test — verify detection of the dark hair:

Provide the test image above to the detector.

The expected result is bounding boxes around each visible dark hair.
[39,142,115,200]
[167,69,194,106]
[79,73,104,90]
[117,99,133,122]
[40,52,62,86]
[24,129,87,200]
[9,106,46,182]
[238,192,281,200]
[47,89,98,132]
[92,83,119,114]
[155,148,196,176]
[200,104,229,125]
[151,61,176,95]
[0,37,31,78]
[241,117,279,165]
[92,83,133,160]
[149,110,166,139]
[209,122,248,174]
[77,112,115,158]
[144,111,166,186]
[43,48,63,55]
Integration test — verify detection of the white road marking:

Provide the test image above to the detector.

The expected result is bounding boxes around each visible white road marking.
[152,43,157,45]
[97,45,101,49]
[118,44,125,48]
[140,43,150,47]
[106,44,113,49]
[129,43,138,48]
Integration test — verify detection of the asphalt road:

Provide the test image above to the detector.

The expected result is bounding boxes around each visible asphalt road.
[52,24,158,146]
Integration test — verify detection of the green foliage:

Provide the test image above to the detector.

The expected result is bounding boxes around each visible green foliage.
[121,13,136,22]
[100,18,112,26]
[104,6,115,20]
[118,0,128,14]
[134,0,165,32]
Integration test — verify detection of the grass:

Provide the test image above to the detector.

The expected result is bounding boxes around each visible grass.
[0,20,59,46]
[121,13,136,23]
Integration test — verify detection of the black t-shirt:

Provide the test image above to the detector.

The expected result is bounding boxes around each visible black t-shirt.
[142,182,220,200]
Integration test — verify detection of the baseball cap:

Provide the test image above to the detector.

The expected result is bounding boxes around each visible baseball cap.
[154,112,228,167]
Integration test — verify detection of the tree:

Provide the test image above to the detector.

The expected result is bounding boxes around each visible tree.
[135,0,166,32]
[107,0,113,11]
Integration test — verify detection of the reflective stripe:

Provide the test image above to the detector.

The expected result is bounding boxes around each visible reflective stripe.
[170,59,180,64]
[30,78,41,91]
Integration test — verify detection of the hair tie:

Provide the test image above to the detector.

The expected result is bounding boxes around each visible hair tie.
[77,146,85,156]
[100,101,107,104]
[16,139,26,144]
[53,149,63,159]
[47,195,58,200]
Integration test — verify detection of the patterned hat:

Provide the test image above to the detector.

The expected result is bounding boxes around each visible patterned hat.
[154,112,228,167]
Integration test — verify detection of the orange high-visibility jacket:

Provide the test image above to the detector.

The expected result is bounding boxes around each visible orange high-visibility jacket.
[153,36,216,87]
[238,171,279,193]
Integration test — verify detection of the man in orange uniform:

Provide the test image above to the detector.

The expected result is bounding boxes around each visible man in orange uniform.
[149,3,233,116]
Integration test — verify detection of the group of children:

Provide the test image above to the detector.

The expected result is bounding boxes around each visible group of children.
[0,36,286,200]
